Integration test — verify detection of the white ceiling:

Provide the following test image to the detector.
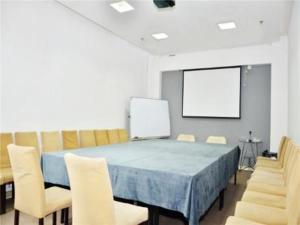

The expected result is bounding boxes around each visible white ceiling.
[58,0,293,55]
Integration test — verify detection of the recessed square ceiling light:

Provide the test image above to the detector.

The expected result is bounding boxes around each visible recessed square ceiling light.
[110,1,134,13]
[152,33,169,40]
[218,22,237,30]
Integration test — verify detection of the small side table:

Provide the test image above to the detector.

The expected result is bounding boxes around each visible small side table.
[239,138,262,170]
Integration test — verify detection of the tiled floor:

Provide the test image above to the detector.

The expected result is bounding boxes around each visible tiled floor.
[0,171,250,225]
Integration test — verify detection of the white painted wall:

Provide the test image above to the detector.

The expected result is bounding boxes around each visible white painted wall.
[288,2,300,145]
[1,1,149,132]
[148,38,289,151]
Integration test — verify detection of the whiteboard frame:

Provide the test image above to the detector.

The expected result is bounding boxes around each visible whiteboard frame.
[182,66,242,119]
[129,97,171,140]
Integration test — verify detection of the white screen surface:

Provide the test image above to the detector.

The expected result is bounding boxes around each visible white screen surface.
[130,98,171,139]
[183,67,241,118]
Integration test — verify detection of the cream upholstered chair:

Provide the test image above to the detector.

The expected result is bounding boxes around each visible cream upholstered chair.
[8,144,71,225]
[107,129,120,144]
[176,134,196,142]
[206,136,227,144]
[248,140,295,189]
[256,136,286,163]
[0,133,14,214]
[62,130,79,150]
[15,131,39,151]
[94,130,109,146]
[255,137,290,169]
[118,129,129,143]
[246,140,291,196]
[242,146,300,209]
[41,131,62,152]
[225,146,300,225]
[64,153,148,225]
[79,130,96,148]
[226,148,300,225]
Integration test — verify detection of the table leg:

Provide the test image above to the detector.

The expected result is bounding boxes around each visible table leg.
[219,189,225,210]
[239,143,245,169]
[148,206,159,225]
[0,184,6,215]
[250,144,256,167]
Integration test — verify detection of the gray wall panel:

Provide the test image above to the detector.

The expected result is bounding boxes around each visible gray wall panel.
[161,65,271,154]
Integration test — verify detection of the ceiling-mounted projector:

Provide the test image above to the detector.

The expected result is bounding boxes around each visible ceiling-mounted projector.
[153,0,175,8]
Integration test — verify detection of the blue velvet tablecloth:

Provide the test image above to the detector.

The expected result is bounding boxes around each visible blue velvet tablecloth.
[42,139,239,225]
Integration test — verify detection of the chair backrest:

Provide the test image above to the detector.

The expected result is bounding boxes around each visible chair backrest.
[15,132,39,151]
[284,142,297,184]
[118,129,128,143]
[64,154,115,225]
[282,139,293,170]
[41,131,62,152]
[8,144,46,218]
[62,130,79,150]
[206,136,227,144]
[107,130,120,144]
[287,147,300,225]
[279,137,291,166]
[277,136,287,160]
[94,130,109,146]
[177,134,196,142]
[0,133,13,168]
[79,130,96,148]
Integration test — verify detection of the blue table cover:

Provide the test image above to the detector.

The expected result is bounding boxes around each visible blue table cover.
[42,139,239,225]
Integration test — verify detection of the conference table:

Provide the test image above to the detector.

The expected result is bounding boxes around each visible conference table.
[42,139,240,225]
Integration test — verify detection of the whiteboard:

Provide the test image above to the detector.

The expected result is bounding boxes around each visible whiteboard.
[130,98,171,139]
[183,67,241,118]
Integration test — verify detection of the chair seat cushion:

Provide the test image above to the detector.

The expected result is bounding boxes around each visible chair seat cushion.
[0,167,13,185]
[242,190,286,209]
[251,170,283,179]
[255,159,281,169]
[45,187,72,216]
[248,175,284,186]
[256,156,277,162]
[254,166,283,174]
[226,216,267,225]
[246,181,286,196]
[114,201,148,225]
[234,201,287,225]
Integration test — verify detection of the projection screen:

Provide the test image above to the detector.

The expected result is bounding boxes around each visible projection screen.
[182,66,241,118]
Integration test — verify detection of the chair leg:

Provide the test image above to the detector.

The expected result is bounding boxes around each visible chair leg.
[14,209,20,225]
[39,218,44,225]
[53,212,57,225]
[12,183,15,199]
[234,172,237,185]
[64,208,68,225]
[60,209,64,224]
[0,184,6,214]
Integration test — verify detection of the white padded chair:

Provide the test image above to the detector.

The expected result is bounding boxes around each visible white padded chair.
[8,144,71,225]
[177,134,196,142]
[64,153,148,225]
[206,136,227,144]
